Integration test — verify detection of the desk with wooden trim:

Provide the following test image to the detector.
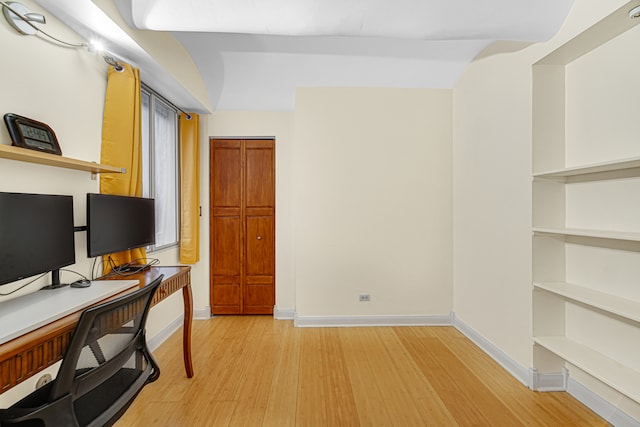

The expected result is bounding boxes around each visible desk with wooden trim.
[0,266,193,395]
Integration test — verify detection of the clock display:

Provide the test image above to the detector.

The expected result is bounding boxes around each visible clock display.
[19,123,53,143]
[3,113,62,155]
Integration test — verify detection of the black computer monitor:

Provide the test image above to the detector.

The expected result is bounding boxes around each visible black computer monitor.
[86,193,155,259]
[0,192,75,288]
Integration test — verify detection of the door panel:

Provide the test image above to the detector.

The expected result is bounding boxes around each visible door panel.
[245,147,274,208]
[243,284,274,313]
[210,139,274,315]
[211,217,241,276]
[212,144,241,208]
[245,216,274,276]
[212,283,240,306]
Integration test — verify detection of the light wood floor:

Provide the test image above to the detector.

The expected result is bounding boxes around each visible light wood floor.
[116,316,607,426]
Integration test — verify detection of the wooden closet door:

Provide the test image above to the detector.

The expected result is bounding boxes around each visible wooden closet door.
[210,139,275,315]
[244,140,275,314]
[210,140,243,314]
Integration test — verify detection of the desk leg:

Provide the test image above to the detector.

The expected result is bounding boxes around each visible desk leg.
[182,283,194,378]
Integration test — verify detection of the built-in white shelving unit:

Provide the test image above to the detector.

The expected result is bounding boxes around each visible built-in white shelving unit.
[531,1,640,409]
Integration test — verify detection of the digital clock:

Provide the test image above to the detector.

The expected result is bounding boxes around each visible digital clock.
[3,113,62,155]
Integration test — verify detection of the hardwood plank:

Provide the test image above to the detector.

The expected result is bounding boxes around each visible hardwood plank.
[341,327,427,426]
[296,328,360,426]
[430,327,609,426]
[396,327,524,426]
[262,322,301,427]
[295,328,328,425]
[116,317,607,427]
[374,328,459,425]
[228,317,280,426]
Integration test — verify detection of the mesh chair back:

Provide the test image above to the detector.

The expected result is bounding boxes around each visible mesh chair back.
[0,274,163,427]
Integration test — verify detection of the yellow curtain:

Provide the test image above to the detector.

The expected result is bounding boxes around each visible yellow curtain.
[99,63,146,271]
[179,113,200,264]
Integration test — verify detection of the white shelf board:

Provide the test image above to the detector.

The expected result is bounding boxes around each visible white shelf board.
[0,280,139,345]
[532,227,640,242]
[534,282,640,323]
[533,156,640,179]
[534,336,640,403]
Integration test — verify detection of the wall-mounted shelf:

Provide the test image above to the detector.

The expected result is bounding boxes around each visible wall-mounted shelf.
[532,227,640,242]
[533,156,640,180]
[534,336,640,404]
[534,282,640,323]
[0,144,124,174]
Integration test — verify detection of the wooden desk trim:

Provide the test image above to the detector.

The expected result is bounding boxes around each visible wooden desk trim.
[0,266,193,395]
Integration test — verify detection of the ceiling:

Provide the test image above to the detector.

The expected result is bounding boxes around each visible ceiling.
[128,0,573,40]
[41,0,577,111]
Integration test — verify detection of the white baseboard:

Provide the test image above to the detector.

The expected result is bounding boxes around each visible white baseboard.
[274,306,295,320]
[528,368,567,392]
[193,306,211,320]
[147,314,183,352]
[293,313,454,328]
[568,378,640,427]
[452,315,530,388]
[452,317,639,425]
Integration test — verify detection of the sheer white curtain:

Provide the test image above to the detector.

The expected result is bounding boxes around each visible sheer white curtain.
[153,100,178,248]
[141,91,179,250]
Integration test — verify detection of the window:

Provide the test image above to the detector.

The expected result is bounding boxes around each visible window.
[141,86,179,251]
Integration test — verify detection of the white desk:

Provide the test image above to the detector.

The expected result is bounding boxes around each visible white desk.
[0,266,192,394]
[0,280,138,346]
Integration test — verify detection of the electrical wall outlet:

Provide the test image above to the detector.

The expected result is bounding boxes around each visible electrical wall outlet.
[359,294,371,302]
[36,373,52,389]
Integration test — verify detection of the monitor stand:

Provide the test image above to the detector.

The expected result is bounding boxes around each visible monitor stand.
[41,269,68,290]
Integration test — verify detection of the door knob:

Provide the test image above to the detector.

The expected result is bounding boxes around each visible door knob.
[257,235,262,240]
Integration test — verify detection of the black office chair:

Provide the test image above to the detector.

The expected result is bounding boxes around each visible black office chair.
[0,274,164,427]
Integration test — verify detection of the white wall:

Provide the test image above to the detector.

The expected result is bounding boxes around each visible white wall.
[453,0,632,401]
[452,46,535,368]
[0,1,105,300]
[208,89,453,320]
[0,0,208,405]
[0,0,103,406]
[293,87,452,318]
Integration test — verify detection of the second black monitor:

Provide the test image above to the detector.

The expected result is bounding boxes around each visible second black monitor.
[86,193,155,258]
